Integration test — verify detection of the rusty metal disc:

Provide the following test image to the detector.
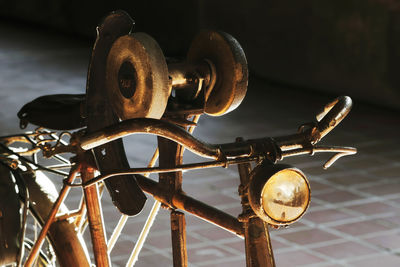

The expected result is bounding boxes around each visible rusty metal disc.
[106,33,170,120]
[187,31,248,116]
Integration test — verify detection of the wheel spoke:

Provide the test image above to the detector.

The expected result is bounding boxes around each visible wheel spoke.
[127,200,161,266]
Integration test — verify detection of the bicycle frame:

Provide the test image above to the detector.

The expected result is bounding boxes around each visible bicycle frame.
[12,96,355,267]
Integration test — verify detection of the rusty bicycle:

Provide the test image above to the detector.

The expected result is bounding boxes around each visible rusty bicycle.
[0,10,356,267]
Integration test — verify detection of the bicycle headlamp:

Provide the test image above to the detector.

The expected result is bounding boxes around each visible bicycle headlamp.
[248,162,310,226]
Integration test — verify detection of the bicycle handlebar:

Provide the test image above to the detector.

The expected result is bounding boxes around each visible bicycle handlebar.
[79,96,355,165]
[80,118,223,159]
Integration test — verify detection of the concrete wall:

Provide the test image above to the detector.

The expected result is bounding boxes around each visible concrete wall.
[1,0,400,109]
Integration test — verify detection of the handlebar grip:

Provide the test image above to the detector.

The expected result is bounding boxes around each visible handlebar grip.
[316,96,352,140]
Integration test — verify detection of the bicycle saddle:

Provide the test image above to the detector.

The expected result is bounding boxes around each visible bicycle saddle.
[18,94,86,130]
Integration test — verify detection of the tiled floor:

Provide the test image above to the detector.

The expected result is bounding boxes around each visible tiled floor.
[0,21,399,266]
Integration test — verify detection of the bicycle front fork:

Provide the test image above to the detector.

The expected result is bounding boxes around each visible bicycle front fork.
[237,157,276,267]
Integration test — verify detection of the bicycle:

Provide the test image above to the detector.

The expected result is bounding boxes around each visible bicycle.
[0,10,356,267]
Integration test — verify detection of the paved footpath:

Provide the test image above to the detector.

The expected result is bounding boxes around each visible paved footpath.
[0,21,399,267]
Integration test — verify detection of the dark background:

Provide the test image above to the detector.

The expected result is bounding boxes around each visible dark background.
[1,0,400,109]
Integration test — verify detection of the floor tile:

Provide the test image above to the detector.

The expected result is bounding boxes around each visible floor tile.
[270,238,291,250]
[350,254,400,267]
[193,227,238,241]
[279,229,341,245]
[200,258,246,267]
[135,253,172,267]
[369,165,400,179]
[274,250,325,266]
[334,219,396,236]
[302,209,355,224]
[314,190,364,203]
[365,232,400,251]
[222,239,245,252]
[313,241,377,258]
[361,183,400,196]
[188,246,236,263]
[326,173,376,186]
[347,202,398,215]
[309,180,332,191]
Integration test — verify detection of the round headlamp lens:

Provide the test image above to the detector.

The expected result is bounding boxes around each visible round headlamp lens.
[261,169,310,223]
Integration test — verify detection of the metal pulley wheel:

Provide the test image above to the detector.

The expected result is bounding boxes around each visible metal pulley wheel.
[187,30,248,116]
[106,33,170,120]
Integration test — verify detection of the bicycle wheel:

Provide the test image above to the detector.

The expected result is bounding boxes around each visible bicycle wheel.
[0,164,91,266]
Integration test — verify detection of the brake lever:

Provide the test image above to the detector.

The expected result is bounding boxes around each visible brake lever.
[320,146,357,169]
[309,146,357,169]
[274,96,356,168]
